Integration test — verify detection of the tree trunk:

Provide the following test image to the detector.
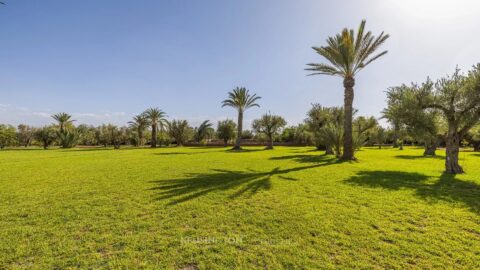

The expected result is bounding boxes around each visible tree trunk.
[423,143,437,156]
[265,134,274,150]
[392,124,399,148]
[342,77,355,160]
[399,141,403,150]
[224,139,228,147]
[151,124,157,148]
[139,130,143,146]
[445,130,464,174]
[473,141,480,152]
[233,110,243,150]
[325,145,334,155]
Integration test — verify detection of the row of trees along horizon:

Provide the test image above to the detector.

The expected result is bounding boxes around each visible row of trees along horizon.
[1,21,479,174]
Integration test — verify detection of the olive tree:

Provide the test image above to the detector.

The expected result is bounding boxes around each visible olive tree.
[384,83,445,156]
[35,126,57,149]
[372,126,387,149]
[418,65,480,173]
[17,124,35,147]
[466,124,480,152]
[216,120,236,146]
[252,113,287,150]
[0,124,16,149]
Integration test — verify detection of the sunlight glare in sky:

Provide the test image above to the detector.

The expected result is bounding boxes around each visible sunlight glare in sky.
[386,0,480,20]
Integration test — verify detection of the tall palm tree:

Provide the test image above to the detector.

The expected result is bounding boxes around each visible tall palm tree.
[51,112,75,133]
[222,87,261,150]
[128,114,149,146]
[306,20,389,160]
[142,108,167,148]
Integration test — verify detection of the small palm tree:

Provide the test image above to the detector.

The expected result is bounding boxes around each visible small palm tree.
[142,108,167,148]
[306,20,389,160]
[222,87,261,150]
[51,112,75,133]
[168,119,193,147]
[194,120,214,143]
[128,114,149,146]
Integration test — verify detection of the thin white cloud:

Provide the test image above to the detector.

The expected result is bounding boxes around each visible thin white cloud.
[0,105,133,127]
[32,112,51,118]
[16,106,29,111]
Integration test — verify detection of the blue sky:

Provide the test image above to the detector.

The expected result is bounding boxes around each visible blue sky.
[1,0,479,128]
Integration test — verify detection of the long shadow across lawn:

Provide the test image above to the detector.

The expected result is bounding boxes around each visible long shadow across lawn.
[153,148,263,156]
[149,163,331,205]
[154,151,214,156]
[345,171,480,214]
[395,154,444,160]
[270,153,340,164]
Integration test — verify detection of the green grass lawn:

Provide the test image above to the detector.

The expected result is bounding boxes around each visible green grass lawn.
[1,146,479,269]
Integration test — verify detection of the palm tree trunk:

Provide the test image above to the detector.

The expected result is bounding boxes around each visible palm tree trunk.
[342,77,355,160]
[445,128,463,174]
[139,130,143,146]
[233,110,243,150]
[151,124,157,148]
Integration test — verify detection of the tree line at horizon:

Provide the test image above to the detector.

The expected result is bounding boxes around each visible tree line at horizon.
[0,101,388,150]
[1,20,479,175]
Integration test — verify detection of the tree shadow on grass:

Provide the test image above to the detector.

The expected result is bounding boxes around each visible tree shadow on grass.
[395,154,444,160]
[64,147,112,152]
[224,148,264,153]
[291,148,323,153]
[153,151,214,156]
[149,164,325,205]
[1,148,48,151]
[345,171,480,214]
[66,147,150,152]
[270,154,345,164]
[154,148,261,156]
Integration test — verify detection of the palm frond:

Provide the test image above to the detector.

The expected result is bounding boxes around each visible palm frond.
[221,87,261,111]
[307,20,389,79]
